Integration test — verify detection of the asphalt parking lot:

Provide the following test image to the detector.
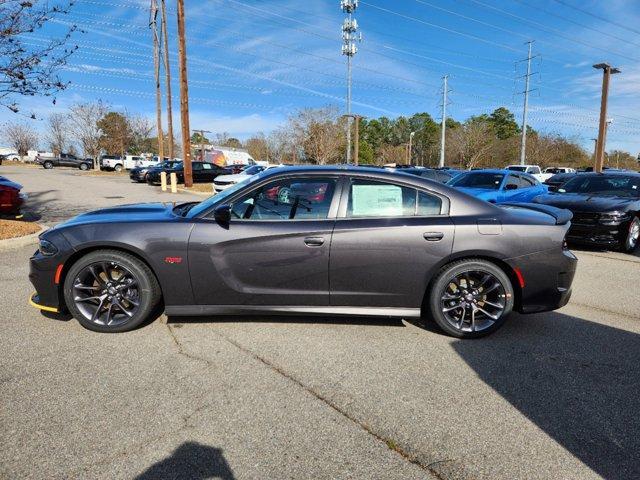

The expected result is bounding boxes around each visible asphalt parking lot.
[1,166,639,479]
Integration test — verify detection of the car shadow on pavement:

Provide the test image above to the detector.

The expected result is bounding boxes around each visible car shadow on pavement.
[167,314,405,328]
[134,442,235,480]
[452,311,640,480]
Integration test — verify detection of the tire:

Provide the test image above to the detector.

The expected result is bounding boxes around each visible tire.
[621,216,640,253]
[43,161,53,169]
[79,163,89,171]
[63,250,162,333]
[425,259,514,339]
[114,164,123,172]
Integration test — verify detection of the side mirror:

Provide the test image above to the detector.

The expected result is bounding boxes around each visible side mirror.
[505,183,518,190]
[213,204,231,224]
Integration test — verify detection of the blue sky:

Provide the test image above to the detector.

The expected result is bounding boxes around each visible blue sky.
[16,0,640,154]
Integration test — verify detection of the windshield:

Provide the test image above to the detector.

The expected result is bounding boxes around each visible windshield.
[506,166,527,172]
[187,170,268,218]
[559,175,640,197]
[450,172,505,190]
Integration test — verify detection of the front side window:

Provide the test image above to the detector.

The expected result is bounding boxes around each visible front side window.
[346,179,442,217]
[229,177,337,221]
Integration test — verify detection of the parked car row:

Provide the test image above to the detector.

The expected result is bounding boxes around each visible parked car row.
[442,168,640,253]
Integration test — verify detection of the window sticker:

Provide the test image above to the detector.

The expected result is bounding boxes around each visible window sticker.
[352,184,403,216]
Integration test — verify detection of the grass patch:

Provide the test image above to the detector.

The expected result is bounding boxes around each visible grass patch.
[1,161,39,168]
[0,219,41,240]
[83,170,128,177]
[182,183,215,194]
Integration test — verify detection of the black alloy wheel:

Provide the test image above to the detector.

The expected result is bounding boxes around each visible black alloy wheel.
[63,250,161,332]
[427,259,514,338]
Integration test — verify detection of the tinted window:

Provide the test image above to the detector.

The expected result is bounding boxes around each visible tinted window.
[450,172,504,190]
[230,177,337,220]
[417,191,442,215]
[507,166,527,172]
[560,175,640,197]
[515,175,535,188]
[346,179,441,217]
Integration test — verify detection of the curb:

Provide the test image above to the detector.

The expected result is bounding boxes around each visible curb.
[176,187,213,197]
[0,225,48,252]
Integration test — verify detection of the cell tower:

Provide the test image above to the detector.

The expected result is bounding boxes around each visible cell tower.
[341,0,361,164]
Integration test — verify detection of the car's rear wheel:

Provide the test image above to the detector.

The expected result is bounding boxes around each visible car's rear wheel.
[622,216,640,253]
[114,164,123,172]
[63,250,162,333]
[426,259,514,338]
[43,161,53,169]
[79,163,88,171]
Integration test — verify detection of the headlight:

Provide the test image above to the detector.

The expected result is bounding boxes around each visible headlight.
[599,211,630,225]
[38,238,58,256]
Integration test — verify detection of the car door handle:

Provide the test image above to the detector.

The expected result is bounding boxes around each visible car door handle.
[423,232,444,242]
[304,236,325,247]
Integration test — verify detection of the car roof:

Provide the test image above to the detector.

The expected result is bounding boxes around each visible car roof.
[570,171,640,178]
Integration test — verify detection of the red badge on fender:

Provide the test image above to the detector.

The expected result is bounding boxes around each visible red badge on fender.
[164,256,183,264]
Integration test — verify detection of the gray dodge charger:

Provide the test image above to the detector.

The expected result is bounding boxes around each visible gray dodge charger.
[29,166,577,338]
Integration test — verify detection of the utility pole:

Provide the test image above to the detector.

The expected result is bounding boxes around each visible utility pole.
[150,0,164,162]
[519,41,534,166]
[593,63,620,173]
[176,0,192,187]
[193,129,212,162]
[341,0,361,164]
[439,75,448,168]
[160,0,174,159]
[408,131,415,165]
[342,114,364,164]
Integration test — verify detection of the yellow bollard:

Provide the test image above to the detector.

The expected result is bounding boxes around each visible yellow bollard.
[160,171,167,191]
[170,172,177,193]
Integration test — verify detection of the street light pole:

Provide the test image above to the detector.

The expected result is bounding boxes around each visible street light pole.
[593,63,620,173]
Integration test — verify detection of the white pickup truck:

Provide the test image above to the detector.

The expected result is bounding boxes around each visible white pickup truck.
[506,165,551,182]
[100,155,159,171]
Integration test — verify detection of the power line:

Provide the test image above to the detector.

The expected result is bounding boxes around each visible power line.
[549,0,640,37]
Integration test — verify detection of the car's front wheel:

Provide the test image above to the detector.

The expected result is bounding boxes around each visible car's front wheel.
[426,259,514,338]
[79,163,89,171]
[63,250,162,333]
[43,161,53,169]
[114,164,123,172]
[622,216,640,253]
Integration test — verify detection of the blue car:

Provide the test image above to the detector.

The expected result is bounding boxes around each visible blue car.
[447,169,548,204]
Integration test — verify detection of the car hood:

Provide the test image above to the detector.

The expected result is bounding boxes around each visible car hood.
[533,193,638,212]
[54,203,178,228]
[215,173,249,182]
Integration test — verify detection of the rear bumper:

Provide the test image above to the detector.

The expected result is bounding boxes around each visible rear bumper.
[506,248,577,314]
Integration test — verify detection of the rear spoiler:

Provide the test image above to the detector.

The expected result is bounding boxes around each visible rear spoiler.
[500,202,573,225]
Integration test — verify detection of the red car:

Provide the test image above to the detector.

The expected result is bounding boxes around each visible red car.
[0,176,24,215]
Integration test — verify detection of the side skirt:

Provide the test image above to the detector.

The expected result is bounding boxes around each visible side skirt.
[164,305,422,318]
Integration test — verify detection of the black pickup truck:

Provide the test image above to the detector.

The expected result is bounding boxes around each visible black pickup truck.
[36,153,94,170]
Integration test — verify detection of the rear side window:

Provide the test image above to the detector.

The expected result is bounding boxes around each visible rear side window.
[346,179,442,217]
[516,175,536,188]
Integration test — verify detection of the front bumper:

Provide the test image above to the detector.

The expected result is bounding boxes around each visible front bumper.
[566,223,626,247]
[29,292,59,313]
